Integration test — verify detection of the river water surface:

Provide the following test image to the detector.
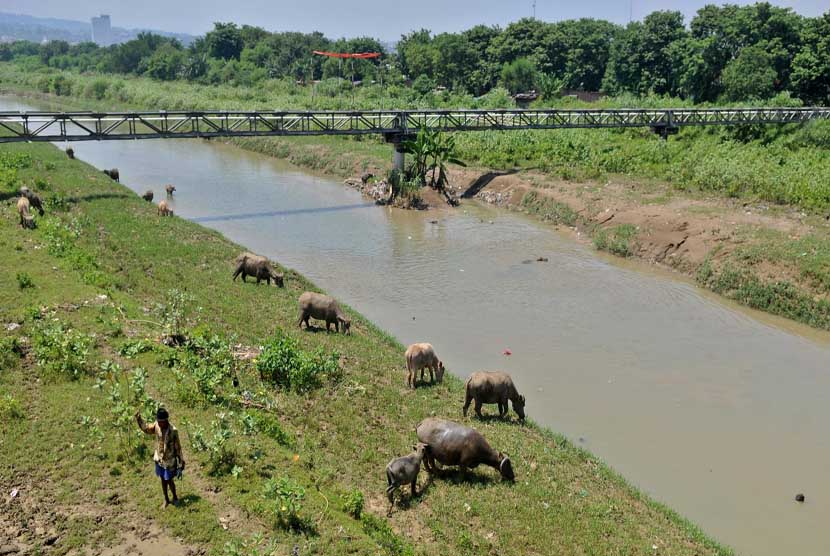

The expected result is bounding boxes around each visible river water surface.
[5,96,830,555]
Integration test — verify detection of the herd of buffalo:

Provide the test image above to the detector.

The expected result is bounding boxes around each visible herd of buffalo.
[228,245,526,514]
[15,153,527,516]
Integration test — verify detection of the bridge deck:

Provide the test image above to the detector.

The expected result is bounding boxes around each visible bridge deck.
[0,108,828,143]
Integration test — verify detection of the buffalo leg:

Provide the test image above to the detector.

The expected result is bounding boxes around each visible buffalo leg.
[410,479,417,497]
[475,399,484,419]
[232,265,243,281]
[463,393,472,417]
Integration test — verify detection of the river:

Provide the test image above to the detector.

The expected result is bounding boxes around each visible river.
[4,96,829,555]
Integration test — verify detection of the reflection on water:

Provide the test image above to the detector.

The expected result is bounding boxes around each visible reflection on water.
[5,95,830,556]
[191,202,375,223]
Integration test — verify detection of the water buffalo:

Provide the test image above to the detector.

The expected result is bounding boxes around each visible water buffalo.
[17,197,34,229]
[415,417,514,481]
[463,371,526,421]
[142,190,154,202]
[165,184,176,196]
[65,147,74,159]
[404,343,445,388]
[103,168,119,182]
[297,291,350,334]
[385,443,429,515]
[157,199,173,216]
[232,252,284,287]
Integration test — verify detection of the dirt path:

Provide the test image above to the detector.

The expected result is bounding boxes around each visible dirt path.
[0,474,198,556]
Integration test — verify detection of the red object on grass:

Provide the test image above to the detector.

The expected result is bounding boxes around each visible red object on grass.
[502,349,512,356]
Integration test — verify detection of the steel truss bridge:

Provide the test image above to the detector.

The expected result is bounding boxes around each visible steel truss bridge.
[1,107,829,144]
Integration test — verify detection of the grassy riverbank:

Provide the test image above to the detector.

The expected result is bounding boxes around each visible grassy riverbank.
[0,132,732,554]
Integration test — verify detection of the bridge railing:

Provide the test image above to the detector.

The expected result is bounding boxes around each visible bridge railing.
[0,108,829,143]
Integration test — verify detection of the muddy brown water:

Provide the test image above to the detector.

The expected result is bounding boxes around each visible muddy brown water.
[4,96,830,555]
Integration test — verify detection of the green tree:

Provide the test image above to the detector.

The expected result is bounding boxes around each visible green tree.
[206,22,244,60]
[722,45,777,101]
[144,44,184,80]
[792,14,830,104]
[500,57,537,94]
[603,11,687,96]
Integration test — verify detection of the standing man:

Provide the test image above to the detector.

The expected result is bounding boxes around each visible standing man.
[135,407,185,509]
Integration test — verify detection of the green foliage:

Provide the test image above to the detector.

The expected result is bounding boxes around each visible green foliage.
[400,127,466,192]
[520,191,578,227]
[171,331,236,405]
[0,392,23,420]
[791,13,830,104]
[206,23,244,61]
[0,336,23,369]
[239,410,292,446]
[500,58,537,95]
[262,477,307,531]
[593,224,638,257]
[154,288,197,340]
[50,74,73,96]
[117,339,154,358]
[40,216,112,288]
[16,272,34,290]
[101,360,156,457]
[32,320,92,380]
[256,329,340,393]
[697,264,830,329]
[722,46,777,101]
[187,411,238,475]
[341,489,364,519]
[83,78,109,100]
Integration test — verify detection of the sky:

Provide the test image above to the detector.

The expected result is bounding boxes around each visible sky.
[4,0,828,40]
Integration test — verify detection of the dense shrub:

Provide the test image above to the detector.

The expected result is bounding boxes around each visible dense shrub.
[256,330,340,393]
[32,320,93,379]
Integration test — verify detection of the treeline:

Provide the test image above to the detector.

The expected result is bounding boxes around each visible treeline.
[1,2,829,104]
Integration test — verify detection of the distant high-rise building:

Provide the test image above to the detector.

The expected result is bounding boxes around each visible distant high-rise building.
[91,15,111,46]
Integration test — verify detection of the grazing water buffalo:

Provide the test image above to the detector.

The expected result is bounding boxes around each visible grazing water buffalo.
[142,190,154,202]
[19,187,44,216]
[297,291,350,334]
[463,371,526,421]
[416,418,514,481]
[157,199,173,216]
[103,168,119,182]
[404,343,445,388]
[165,184,176,196]
[65,147,74,159]
[17,197,34,229]
[232,252,284,287]
[385,443,429,515]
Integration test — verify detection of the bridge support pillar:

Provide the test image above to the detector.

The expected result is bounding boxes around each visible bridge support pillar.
[651,125,679,141]
[384,132,413,173]
[393,147,405,173]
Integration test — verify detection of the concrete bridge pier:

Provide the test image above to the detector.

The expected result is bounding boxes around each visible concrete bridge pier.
[384,132,413,173]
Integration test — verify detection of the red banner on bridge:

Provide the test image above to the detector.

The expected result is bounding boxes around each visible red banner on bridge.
[312,50,381,59]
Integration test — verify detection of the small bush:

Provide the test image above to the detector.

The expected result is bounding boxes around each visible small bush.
[172,331,235,405]
[262,476,307,530]
[594,224,638,257]
[188,412,238,475]
[32,320,92,379]
[118,339,154,358]
[0,393,23,420]
[0,336,23,369]
[16,272,34,290]
[342,489,364,519]
[155,289,198,341]
[239,410,292,446]
[257,330,340,393]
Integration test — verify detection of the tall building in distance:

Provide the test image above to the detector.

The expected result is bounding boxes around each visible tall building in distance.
[91,15,111,46]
